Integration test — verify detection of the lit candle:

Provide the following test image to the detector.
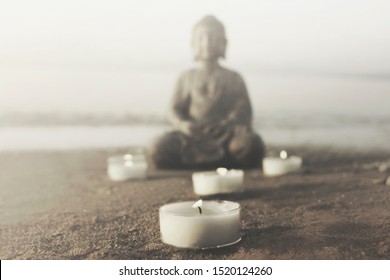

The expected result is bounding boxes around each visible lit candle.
[159,200,241,249]
[262,150,303,176]
[107,153,147,181]
[192,168,244,196]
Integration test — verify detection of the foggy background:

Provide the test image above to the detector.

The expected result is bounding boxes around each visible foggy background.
[1,0,390,150]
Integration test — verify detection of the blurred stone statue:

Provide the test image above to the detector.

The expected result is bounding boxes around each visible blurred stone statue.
[149,15,264,169]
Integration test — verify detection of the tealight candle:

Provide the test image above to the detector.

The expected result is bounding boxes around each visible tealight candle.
[262,150,302,176]
[107,153,147,181]
[192,168,244,196]
[159,200,241,249]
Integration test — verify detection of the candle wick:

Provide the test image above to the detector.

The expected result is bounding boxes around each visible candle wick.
[198,206,202,214]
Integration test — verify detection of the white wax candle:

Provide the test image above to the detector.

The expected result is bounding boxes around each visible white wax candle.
[159,200,241,249]
[192,168,244,196]
[107,154,147,181]
[262,151,303,176]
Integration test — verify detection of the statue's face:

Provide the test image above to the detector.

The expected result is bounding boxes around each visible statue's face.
[192,25,226,62]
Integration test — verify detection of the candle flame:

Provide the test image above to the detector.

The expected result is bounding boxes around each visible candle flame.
[192,200,203,214]
[192,199,202,208]
[216,167,228,175]
[124,154,133,160]
[280,150,288,160]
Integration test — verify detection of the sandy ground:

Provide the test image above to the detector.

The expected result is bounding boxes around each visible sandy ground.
[1,146,390,260]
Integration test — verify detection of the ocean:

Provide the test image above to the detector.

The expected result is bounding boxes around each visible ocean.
[1,69,389,152]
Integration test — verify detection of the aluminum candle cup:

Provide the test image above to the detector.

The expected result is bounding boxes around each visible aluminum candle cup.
[159,200,241,249]
[192,168,244,196]
[262,151,302,176]
[107,153,147,181]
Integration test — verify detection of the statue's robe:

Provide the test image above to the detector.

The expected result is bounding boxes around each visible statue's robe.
[149,66,264,169]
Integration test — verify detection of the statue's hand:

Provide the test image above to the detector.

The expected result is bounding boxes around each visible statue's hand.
[178,121,201,136]
[178,119,232,139]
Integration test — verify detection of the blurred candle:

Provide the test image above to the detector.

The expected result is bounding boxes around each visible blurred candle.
[107,153,147,181]
[159,200,241,249]
[262,150,302,176]
[192,168,244,196]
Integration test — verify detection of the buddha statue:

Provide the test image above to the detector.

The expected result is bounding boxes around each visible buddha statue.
[149,15,265,169]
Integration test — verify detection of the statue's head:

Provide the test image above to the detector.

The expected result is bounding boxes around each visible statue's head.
[192,15,227,62]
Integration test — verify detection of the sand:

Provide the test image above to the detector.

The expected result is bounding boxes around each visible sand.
[1,146,390,260]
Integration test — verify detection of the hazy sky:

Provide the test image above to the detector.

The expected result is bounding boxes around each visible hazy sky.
[1,0,390,72]
[1,0,390,115]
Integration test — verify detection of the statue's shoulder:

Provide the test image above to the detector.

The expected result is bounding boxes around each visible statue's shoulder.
[218,66,246,84]
[175,68,197,87]
[178,68,197,79]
